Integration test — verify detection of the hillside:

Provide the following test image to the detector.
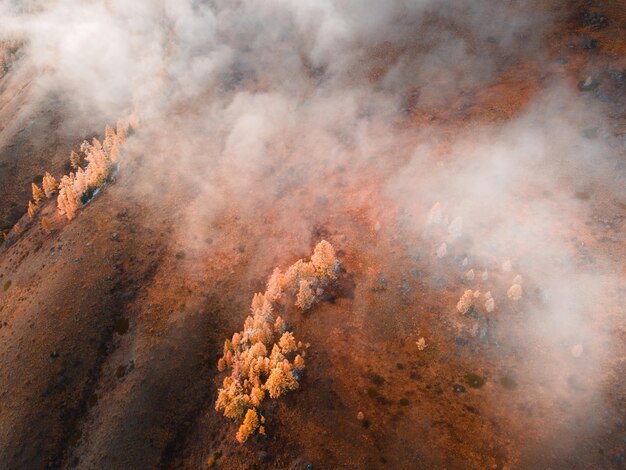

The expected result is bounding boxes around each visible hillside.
[0,1,624,469]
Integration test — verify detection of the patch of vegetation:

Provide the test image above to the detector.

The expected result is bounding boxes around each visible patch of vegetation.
[215,241,340,443]
[88,393,98,407]
[114,317,129,335]
[206,450,222,467]
[367,387,379,399]
[399,398,410,406]
[3,280,11,291]
[80,186,97,204]
[464,373,486,389]
[500,375,517,390]
[371,374,385,386]
[67,429,82,448]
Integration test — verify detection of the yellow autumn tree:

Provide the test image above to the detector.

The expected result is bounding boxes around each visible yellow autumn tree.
[27,200,37,219]
[295,280,315,310]
[70,150,81,170]
[41,216,52,234]
[311,239,339,279]
[57,174,80,220]
[42,172,58,197]
[235,409,260,444]
[31,183,44,204]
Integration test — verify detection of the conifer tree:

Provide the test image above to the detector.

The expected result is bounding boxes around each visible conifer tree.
[27,200,37,219]
[57,174,80,220]
[295,280,315,310]
[427,202,443,225]
[507,283,522,300]
[116,118,129,143]
[74,168,89,201]
[103,124,117,155]
[456,289,474,314]
[70,150,81,170]
[236,409,260,444]
[311,240,339,279]
[41,216,52,234]
[31,183,44,204]
[42,172,58,197]
[436,242,447,258]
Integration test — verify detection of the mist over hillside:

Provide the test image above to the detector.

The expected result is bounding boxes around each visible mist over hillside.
[0,1,624,469]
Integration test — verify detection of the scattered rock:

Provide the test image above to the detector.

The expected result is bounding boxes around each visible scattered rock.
[50,351,59,358]
[416,337,427,351]
[111,232,119,240]
[453,384,466,393]
[357,411,365,421]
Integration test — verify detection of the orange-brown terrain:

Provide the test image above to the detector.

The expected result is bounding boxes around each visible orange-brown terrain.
[0,1,624,469]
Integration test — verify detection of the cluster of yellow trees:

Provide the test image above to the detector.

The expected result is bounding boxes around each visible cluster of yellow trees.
[216,241,339,443]
[23,118,132,236]
[0,39,21,79]
[56,120,129,220]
